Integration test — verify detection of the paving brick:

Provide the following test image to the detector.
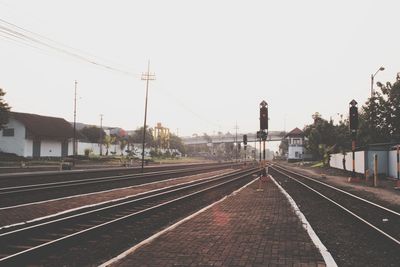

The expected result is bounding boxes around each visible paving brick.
[111,178,326,267]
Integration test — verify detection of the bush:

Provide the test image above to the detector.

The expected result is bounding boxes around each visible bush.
[84,148,92,156]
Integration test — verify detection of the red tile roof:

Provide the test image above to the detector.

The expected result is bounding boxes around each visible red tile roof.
[11,112,74,139]
[286,127,304,137]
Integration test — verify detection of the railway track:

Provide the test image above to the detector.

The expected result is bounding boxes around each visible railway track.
[269,163,400,266]
[0,163,240,208]
[0,166,259,266]
[0,162,234,187]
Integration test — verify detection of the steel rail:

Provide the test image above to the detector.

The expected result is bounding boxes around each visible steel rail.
[0,165,241,209]
[270,165,400,246]
[272,164,400,216]
[0,163,237,195]
[0,167,258,264]
[0,168,247,235]
[0,162,228,180]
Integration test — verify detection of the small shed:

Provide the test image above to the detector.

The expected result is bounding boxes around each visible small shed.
[0,112,74,157]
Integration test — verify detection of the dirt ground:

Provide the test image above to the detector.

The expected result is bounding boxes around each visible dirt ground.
[274,160,400,209]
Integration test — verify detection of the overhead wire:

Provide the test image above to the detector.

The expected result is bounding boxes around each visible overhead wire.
[0,16,222,133]
[0,18,140,77]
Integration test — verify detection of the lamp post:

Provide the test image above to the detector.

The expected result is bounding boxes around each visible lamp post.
[371,66,385,97]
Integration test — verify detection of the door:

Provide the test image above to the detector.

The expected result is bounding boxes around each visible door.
[61,140,68,157]
[32,139,41,158]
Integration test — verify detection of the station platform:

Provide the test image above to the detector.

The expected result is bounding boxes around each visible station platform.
[104,176,332,267]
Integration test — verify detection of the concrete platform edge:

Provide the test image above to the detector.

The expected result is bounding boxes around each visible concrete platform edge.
[270,175,338,267]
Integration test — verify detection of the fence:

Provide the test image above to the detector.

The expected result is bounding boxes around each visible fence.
[330,151,365,174]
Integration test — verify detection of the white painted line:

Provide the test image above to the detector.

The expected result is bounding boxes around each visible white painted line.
[269,175,338,267]
[0,170,235,230]
[98,177,258,267]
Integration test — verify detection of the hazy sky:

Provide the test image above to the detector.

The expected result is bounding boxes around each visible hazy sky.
[1,0,399,140]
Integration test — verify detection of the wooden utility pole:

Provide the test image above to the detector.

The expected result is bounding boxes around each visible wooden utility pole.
[141,60,156,172]
[234,123,239,162]
[73,80,78,163]
[100,114,103,156]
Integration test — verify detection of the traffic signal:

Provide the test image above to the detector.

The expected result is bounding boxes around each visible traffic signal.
[349,99,358,132]
[260,107,268,130]
[238,143,241,152]
[243,135,247,145]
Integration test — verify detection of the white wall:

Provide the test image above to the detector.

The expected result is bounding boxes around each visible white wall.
[330,151,365,174]
[288,145,303,159]
[24,139,33,157]
[40,140,62,157]
[68,141,130,156]
[68,141,102,156]
[0,118,26,156]
[388,149,399,179]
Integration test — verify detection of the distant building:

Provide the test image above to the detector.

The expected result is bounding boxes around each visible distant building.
[152,122,170,149]
[0,112,74,157]
[285,127,305,162]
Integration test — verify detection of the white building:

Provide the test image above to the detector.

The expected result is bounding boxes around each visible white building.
[0,112,73,158]
[286,127,305,162]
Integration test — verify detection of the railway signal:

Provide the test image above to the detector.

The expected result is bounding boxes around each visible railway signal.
[349,99,358,137]
[259,100,269,181]
[260,100,268,131]
[349,99,358,182]
[243,135,247,166]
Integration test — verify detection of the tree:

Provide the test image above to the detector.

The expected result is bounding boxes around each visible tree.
[103,135,116,156]
[119,139,127,155]
[129,126,154,147]
[303,115,336,159]
[357,92,390,145]
[376,73,400,142]
[0,88,11,130]
[278,138,288,156]
[169,134,186,154]
[79,126,106,143]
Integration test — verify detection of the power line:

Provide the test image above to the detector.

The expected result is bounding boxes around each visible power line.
[0,17,224,133]
[0,18,140,77]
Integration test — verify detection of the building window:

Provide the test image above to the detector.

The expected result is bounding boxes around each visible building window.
[2,128,14,137]
[292,138,301,145]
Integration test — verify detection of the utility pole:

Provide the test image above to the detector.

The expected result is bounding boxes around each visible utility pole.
[234,123,239,162]
[99,114,103,156]
[73,80,77,164]
[141,60,156,172]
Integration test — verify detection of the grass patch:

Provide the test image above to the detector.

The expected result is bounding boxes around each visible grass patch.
[310,161,324,168]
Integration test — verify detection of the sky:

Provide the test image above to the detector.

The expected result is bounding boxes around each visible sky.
[1,0,400,145]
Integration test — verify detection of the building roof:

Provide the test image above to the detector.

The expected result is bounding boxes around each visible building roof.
[285,127,304,137]
[11,112,74,139]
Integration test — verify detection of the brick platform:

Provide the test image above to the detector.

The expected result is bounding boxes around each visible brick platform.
[109,178,327,267]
